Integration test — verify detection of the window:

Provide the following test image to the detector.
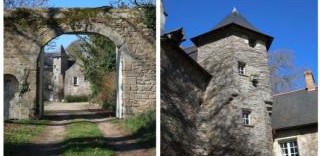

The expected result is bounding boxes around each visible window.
[242,110,251,125]
[249,38,257,47]
[73,77,79,86]
[238,62,246,75]
[279,140,299,156]
[265,101,273,116]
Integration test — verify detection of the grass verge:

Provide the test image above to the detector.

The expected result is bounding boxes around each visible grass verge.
[63,121,113,156]
[113,109,156,146]
[4,120,49,155]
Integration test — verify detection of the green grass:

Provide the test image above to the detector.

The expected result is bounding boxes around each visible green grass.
[4,120,49,155]
[63,121,113,156]
[115,109,156,146]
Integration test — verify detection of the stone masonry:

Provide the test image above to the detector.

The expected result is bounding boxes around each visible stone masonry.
[161,9,274,155]
[161,28,212,155]
[273,125,317,156]
[4,7,155,119]
[64,62,91,97]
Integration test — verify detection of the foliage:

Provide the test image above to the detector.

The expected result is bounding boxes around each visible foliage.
[116,109,156,145]
[64,95,89,102]
[4,120,49,155]
[109,0,156,33]
[64,121,113,156]
[142,4,156,32]
[99,72,117,111]
[4,0,48,8]
[269,49,305,94]
[67,35,116,109]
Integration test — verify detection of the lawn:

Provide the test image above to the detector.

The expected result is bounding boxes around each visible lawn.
[63,121,114,156]
[112,109,156,152]
[4,120,49,155]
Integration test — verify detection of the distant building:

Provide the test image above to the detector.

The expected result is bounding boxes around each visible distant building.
[44,45,91,102]
[272,71,317,156]
[64,62,91,97]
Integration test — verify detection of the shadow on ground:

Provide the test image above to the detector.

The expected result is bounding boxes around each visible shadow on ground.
[5,108,154,156]
[5,135,154,156]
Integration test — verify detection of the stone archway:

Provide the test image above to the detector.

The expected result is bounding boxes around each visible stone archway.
[4,7,156,119]
[4,74,19,120]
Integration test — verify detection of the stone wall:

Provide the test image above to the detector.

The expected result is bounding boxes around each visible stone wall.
[4,7,155,119]
[42,69,53,101]
[273,125,317,156]
[161,28,273,155]
[4,74,20,120]
[161,37,212,155]
[194,34,273,155]
[64,63,91,97]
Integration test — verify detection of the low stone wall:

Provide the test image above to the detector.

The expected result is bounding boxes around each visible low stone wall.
[161,38,211,155]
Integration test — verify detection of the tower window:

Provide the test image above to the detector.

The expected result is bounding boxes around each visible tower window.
[238,62,246,75]
[73,77,79,86]
[242,110,251,125]
[249,38,257,47]
[265,101,273,116]
[279,140,299,156]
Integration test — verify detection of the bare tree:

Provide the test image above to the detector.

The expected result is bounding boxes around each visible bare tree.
[108,0,155,8]
[269,49,304,94]
[4,0,48,8]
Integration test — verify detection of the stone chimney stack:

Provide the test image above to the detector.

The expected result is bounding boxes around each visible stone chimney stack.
[304,70,316,91]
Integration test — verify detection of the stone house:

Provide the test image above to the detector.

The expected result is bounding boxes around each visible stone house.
[64,62,91,97]
[272,71,317,156]
[162,8,274,155]
[50,45,91,101]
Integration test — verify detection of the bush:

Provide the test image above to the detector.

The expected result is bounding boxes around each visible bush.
[94,72,116,111]
[122,109,156,145]
[64,95,89,102]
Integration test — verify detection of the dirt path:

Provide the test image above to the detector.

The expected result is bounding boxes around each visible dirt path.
[29,120,66,155]
[25,102,97,156]
[26,102,152,156]
[97,122,152,156]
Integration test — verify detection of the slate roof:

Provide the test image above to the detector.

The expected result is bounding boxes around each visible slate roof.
[44,53,54,67]
[213,8,260,34]
[272,88,318,130]
[53,45,67,58]
[183,46,197,54]
[191,8,273,50]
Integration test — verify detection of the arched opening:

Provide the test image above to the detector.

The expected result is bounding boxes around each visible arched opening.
[36,32,123,119]
[4,74,19,120]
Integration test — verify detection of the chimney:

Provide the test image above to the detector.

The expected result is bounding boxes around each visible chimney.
[304,70,316,91]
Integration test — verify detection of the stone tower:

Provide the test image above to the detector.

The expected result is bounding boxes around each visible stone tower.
[189,8,274,155]
[52,45,69,101]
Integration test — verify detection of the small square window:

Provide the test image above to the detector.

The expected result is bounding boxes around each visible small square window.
[73,77,79,86]
[249,38,257,47]
[238,62,246,75]
[242,110,251,125]
[279,140,299,156]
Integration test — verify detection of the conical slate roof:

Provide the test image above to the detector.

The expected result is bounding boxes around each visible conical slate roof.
[53,45,67,58]
[213,7,259,33]
[191,8,273,50]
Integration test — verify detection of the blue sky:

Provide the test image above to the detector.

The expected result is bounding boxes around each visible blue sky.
[163,0,317,88]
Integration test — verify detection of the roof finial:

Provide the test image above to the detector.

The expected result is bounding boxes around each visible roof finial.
[232,7,237,13]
